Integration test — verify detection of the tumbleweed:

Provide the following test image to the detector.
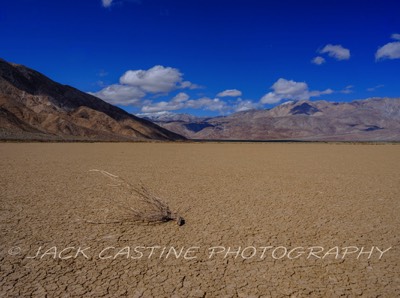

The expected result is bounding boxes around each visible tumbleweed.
[87,169,185,226]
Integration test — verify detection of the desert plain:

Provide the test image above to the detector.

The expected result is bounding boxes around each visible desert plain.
[0,142,399,297]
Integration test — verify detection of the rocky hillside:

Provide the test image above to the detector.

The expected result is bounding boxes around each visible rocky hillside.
[0,58,185,141]
[151,98,400,141]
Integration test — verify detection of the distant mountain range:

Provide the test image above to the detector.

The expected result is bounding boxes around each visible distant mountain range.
[137,111,206,123]
[1,58,399,142]
[144,99,400,141]
[0,58,185,141]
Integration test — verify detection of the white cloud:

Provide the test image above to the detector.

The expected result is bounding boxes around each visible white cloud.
[260,78,333,104]
[136,111,174,117]
[217,89,242,97]
[186,98,228,112]
[309,89,334,97]
[90,65,200,106]
[181,81,202,90]
[101,0,142,8]
[391,33,400,40]
[90,84,145,106]
[141,93,260,114]
[260,92,283,104]
[141,101,182,113]
[139,93,190,112]
[172,92,189,103]
[280,100,294,106]
[375,41,400,60]
[102,0,113,7]
[319,44,351,60]
[141,96,230,113]
[120,65,191,93]
[367,84,384,92]
[234,99,258,112]
[340,85,354,94]
[311,56,326,65]
[271,79,308,98]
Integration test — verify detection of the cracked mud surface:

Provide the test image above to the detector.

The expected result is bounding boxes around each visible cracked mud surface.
[1,143,399,297]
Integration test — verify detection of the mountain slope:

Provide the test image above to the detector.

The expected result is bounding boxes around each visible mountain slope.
[0,58,185,141]
[153,99,400,141]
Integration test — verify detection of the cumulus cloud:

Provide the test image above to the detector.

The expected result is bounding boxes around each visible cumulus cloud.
[260,78,333,104]
[102,0,113,7]
[217,89,242,97]
[186,98,228,111]
[141,101,182,113]
[319,44,351,60]
[141,92,190,112]
[391,33,400,40]
[90,65,254,115]
[90,84,145,106]
[311,56,326,65]
[120,65,193,93]
[141,93,260,114]
[180,81,202,90]
[141,95,230,113]
[375,41,400,60]
[172,92,190,103]
[91,65,200,106]
[234,99,258,112]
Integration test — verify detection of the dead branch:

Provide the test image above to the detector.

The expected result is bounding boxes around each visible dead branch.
[88,169,185,226]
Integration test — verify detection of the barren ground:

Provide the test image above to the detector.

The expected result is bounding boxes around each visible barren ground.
[1,142,399,297]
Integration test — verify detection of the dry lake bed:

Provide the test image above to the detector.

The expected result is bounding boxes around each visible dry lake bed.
[1,142,399,297]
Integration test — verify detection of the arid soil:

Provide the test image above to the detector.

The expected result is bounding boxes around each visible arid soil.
[1,143,399,297]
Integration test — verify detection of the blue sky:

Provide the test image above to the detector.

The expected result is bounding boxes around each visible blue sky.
[1,0,399,116]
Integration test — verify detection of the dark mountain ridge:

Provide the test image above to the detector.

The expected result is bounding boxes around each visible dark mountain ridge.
[0,59,185,141]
